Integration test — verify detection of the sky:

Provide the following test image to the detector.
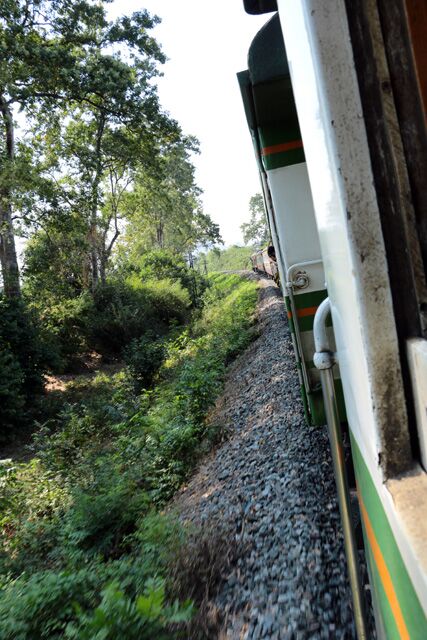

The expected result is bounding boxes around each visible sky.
[109,1,268,246]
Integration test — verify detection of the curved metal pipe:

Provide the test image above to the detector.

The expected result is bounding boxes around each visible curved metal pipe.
[313,298,368,640]
[313,296,333,354]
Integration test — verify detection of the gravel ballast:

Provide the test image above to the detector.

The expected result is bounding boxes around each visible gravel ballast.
[174,276,358,639]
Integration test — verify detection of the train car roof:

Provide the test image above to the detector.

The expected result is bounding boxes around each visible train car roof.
[248,13,289,84]
[243,0,277,15]
[237,14,303,170]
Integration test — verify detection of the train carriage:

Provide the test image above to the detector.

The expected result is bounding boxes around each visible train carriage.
[240,1,427,638]
[239,14,346,426]
[251,246,278,280]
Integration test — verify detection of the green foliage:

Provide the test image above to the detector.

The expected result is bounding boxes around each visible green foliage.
[0,296,49,435]
[124,334,166,392]
[66,580,193,640]
[63,466,148,558]
[0,458,70,574]
[240,192,270,247]
[199,245,255,273]
[0,0,179,291]
[31,293,94,370]
[0,347,25,432]
[23,275,191,372]
[121,274,259,502]
[0,275,258,638]
[123,249,209,307]
[88,279,190,355]
[0,568,102,640]
[0,561,192,640]
[116,140,222,264]
[23,228,89,302]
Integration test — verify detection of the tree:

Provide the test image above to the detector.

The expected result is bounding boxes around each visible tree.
[0,0,173,295]
[118,138,222,261]
[240,193,270,247]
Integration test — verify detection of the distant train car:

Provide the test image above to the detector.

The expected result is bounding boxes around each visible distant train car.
[240,1,427,638]
[251,246,278,281]
[252,249,264,273]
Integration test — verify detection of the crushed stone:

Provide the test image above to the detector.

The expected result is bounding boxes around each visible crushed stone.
[173,277,361,639]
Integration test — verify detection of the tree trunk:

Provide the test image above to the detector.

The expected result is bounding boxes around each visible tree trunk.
[90,239,99,290]
[156,221,164,248]
[99,251,106,286]
[0,94,20,297]
[89,113,105,292]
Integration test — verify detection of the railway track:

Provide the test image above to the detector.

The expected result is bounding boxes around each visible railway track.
[174,276,370,639]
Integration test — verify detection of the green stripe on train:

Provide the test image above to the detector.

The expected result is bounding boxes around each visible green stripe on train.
[293,289,327,309]
[258,124,305,171]
[350,435,427,638]
[286,290,329,332]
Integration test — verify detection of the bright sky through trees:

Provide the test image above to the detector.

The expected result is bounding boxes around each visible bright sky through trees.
[109,1,267,246]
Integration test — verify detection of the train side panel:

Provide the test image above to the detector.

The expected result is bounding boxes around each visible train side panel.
[242,14,346,425]
[277,0,427,634]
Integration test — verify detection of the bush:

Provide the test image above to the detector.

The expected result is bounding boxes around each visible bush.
[124,334,166,391]
[33,293,94,370]
[139,279,191,327]
[0,296,49,436]
[121,274,258,503]
[87,279,190,355]
[0,568,102,640]
[24,270,192,372]
[66,579,193,640]
[62,461,149,557]
[200,245,254,272]
[0,347,25,432]
[124,249,208,307]
[0,563,192,640]
[0,458,70,576]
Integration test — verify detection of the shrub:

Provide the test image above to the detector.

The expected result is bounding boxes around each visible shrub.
[0,347,25,433]
[0,563,192,640]
[0,295,49,436]
[125,249,208,307]
[123,274,258,503]
[33,293,94,370]
[66,579,193,640]
[62,461,149,557]
[0,274,258,638]
[200,245,254,272]
[0,458,70,575]
[0,512,193,640]
[86,279,190,355]
[0,568,102,640]
[124,334,166,391]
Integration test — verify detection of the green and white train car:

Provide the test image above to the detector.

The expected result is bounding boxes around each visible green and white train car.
[240,0,427,638]
[238,14,346,427]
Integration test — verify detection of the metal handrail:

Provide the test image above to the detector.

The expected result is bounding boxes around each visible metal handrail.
[313,298,368,640]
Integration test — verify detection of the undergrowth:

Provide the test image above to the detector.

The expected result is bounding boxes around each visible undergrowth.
[0,274,258,639]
